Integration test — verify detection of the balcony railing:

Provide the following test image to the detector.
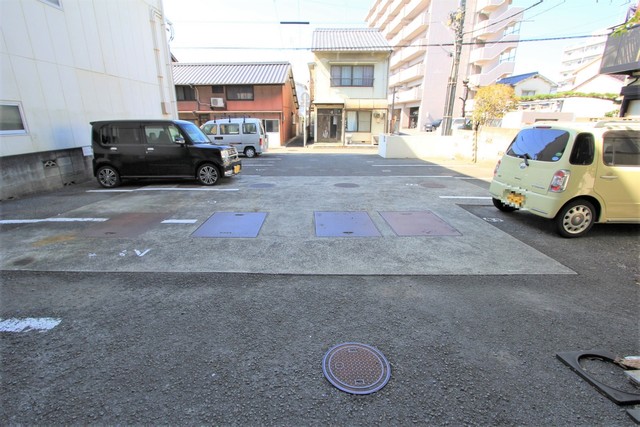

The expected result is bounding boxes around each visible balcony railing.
[390,39,426,69]
[391,86,422,104]
[468,60,515,87]
[476,0,507,14]
[390,12,429,47]
[469,33,519,65]
[473,7,524,39]
[389,62,424,87]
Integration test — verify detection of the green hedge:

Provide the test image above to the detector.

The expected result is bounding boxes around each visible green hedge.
[517,91,619,102]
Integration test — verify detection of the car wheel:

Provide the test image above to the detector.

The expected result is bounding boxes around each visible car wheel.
[96,165,121,188]
[197,164,219,186]
[555,199,595,238]
[244,147,256,158]
[492,197,518,212]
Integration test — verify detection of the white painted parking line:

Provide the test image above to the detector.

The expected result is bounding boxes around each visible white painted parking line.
[87,188,239,193]
[87,189,135,193]
[0,218,108,224]
[162,219,198,224]
[0,317,62,332]
[371,164,452,167]
[439,196,492,200]
[137,188,240,192]
[387,175,454,178]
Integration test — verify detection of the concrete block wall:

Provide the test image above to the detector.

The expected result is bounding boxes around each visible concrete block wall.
[0,148,93,200]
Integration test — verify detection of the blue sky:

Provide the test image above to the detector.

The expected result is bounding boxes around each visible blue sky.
[163,0,635,83]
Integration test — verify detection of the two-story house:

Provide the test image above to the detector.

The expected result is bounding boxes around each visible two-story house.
[172,62,299,147]
[309,28,392,145]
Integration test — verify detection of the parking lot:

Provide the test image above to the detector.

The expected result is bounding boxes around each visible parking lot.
[1,149,639,425]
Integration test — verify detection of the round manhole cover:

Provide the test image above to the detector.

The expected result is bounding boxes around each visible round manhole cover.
[322,342,391,395]
[334,183,360,188]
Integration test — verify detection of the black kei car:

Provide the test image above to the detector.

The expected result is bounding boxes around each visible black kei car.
[91,119,241,188]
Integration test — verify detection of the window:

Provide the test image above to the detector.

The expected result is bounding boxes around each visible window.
[219,123,240,135]
[202,124,217,135]
[345,111,372,132]
[176,86,195,101]
[569,133,595,165]
[507,128,570,162]
[99,125,141,145]
[0,104,27,134]
[243,123,257,134]
[264,120,279,132]
[521,90,536,97]
[330,65,374,87]
[144,125,178,145]
[504,22,520,36]
[227,85,254,100]
[212,85,224,94]
[40,0,61,7]
[499,50,516,63]
[603,131,640,166]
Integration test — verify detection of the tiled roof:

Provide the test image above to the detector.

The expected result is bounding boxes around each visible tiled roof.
[172,62,292,85]
[497,72,539,86]
[312,28,392,52]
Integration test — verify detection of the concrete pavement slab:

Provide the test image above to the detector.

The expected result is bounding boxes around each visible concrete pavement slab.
[0,174,575,275]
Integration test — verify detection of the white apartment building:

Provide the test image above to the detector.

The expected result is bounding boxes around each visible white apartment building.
[557,36,607,90]
[0,0,176,199]
[366,0,523,132]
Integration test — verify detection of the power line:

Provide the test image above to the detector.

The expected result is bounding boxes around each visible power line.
[170,32,611,51]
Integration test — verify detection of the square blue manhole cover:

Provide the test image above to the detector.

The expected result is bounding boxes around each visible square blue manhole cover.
[192,212,267,238]
[379,211,461,236]
[314,211,381,237]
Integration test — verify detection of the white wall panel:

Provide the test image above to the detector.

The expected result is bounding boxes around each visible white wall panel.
[21,0,56,63]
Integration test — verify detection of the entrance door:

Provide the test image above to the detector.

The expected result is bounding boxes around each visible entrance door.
[317,108,342,143]
[263,119,280,148]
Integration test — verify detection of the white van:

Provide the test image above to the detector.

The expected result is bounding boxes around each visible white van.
[201,118,268,158]
[489,120,640,237]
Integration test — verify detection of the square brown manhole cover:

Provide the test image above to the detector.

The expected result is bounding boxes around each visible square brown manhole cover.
[379,211,461,236]
[81,213,168,238]
[322,342,391,395]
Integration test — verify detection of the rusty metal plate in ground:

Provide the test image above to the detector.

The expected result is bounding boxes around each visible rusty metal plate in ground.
[192,212,266,238]
[379,211,461,236]
[322,342,391,395]
[314,212,381,237]
[81,213,168,238]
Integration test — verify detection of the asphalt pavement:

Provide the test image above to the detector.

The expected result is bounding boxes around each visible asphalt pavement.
[1,147,639,425]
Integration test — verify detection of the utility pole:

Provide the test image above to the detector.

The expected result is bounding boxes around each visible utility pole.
[441,0,466,136]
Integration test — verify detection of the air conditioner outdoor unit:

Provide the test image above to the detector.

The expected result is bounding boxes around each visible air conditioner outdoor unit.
[210,97,225,107]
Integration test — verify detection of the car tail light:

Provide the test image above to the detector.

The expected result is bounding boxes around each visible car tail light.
[549,170,570,192]
[493,159,501,177]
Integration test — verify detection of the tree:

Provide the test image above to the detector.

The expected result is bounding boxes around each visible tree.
[471,84,517,127]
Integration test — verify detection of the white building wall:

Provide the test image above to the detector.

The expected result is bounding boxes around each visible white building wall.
[514,78,555,96]
[0,0,176,159]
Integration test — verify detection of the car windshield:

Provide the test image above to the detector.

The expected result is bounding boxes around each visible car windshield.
[507,128,570,162]
[178,122,210,144]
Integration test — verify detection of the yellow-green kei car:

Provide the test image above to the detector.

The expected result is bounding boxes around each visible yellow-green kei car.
[489,120,640,237]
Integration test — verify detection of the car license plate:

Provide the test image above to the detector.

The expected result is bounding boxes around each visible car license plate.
[233,165,241,174]
[506,192,524,207]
